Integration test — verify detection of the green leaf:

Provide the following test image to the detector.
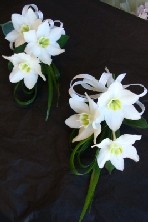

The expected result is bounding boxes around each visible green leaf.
[14,82,37,106]
[0,21,14,36]
[124,118,148,129]
[70,137,92,176]
[57,35,69,48]
[105,161,115,174]
[51,63,61,80]
[14,43,27,53]
[8,62,13,72]
[79,162,101,222]
[45,65,54,121]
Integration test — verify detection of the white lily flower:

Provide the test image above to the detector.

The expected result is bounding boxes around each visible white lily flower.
[92,134,141,171]
[5,5,43,48]
[24,20,65,65]
[65,94,103,144]
[97,81,146,131]
[3,53,46,89]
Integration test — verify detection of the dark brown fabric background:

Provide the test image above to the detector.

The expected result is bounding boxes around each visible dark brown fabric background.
[0,1,147,222]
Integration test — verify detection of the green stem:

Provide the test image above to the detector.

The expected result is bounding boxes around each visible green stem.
[45,66,53,121]
[79,162,101,222]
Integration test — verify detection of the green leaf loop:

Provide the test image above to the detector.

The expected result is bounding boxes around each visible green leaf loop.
[13,81,37,106]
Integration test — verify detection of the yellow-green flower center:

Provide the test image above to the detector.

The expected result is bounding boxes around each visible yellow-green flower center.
[21,24,30,33]
[38,37,50,48]
[80,113,90,127]
[108,99,122,111]
[109,143,123,155]
[19,63,31,73]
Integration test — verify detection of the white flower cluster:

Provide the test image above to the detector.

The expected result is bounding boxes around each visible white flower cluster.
[65,69,147,171]
[3,4,65,89]
[137,2,148,20]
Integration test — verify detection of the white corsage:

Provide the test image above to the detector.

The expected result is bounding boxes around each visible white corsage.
[1,4,69,120]
[65,69,147,222]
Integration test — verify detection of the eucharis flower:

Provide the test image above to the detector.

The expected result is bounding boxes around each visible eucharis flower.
[97,81,145,131]
[3,53,46,89]
[24,21,65,65]
[92,134,141,171]
[65,94,103,144]
[5,5,43,48]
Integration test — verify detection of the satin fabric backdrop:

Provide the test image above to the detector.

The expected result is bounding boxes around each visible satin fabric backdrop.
[101,0,148,14]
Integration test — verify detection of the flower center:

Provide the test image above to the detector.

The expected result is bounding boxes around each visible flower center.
[80,113,90,127]
[20,24,30,33]
[19,63,31,73]
[109,143,123,155]
[38,37,50,48]
[108,99,122,111]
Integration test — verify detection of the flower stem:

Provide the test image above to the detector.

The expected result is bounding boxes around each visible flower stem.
[112,131,116,140]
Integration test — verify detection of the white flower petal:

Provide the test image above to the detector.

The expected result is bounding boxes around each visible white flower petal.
[12,14,25,30]
[25,43,40,57]
[116,134,142,146]
[69,97,89,114]
[93,138,111,149]
[15,35,25,47]
[31,19,42,30]
[111,156,124,171]
[9,69,24,83]
[65,114,81,128]
[72,125,94,142]
[47,45,65,56]
[93,124,101,144]
[5,30,18,42]
[23,30,37,43]
[123,105,141,120]
[24,73,38,89]
[37,21,50,38]
[49,27,64,42]
[104,110,124,131]
[119,89,139,105]
[122,145,139,162]
[38,49,52,65]
[85,93,98,115]
[25,8,38,23]
[96,149,110,168]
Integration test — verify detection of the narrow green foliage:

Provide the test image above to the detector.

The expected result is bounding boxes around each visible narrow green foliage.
[14,81,37,106]
[79,162,101,222]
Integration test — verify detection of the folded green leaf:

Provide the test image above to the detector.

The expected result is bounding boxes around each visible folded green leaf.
[124,118,148,129]
[0,21,14,36]
[79,162,101,222]
[57,35,69,48]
